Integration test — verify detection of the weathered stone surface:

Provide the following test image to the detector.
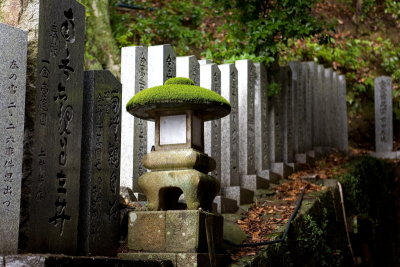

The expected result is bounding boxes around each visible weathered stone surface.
[147,45,176,153]
[254,63,270,175]
[236,60,256,176]
[296,63,306,153]
[0,23,27,255]
[120,46,148,191]
[313,64,325,148]
[213,196,238,214]
[338,75,349,152]
[165,210,223,253]
[4,254,169,267]
[142,149,216,173]
[200,63,221,181]
[267,68,283,163]
[307,62,318,148]
[280,66,294,163]
[128,211,166,252]
[332,71,340,148]
[19,0,85,255]
[127,211,223,254]
[374,76,393,152]
[138,169,219,211]
[288,61,300,154]
[79,70,122,256]
[222,186,254,205]
[219,63,240,187]
[302,62,313,152]
[176,253,230,267]
[119,253,229,267]
[323,68,334,148]
[198,59,213,65]
[176,56,200,86]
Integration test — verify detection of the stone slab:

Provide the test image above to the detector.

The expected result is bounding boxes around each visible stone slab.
[176,56,200,86]
[0,23,27,255]
[222,186,254,205]
[213,196,238,214]
[79,70,122,256]
[219,63,240,187]
[127,211,223,253]
[338,75,349,152]
[270,163,293,179]
[254,63,270,175]
[302,62,314,151]
[324,68,334,148]
[267,68,283,163]
[120,46,148,191]
[147,45,176,153]
[374,76,393,152]
[23,0,85,254]
[236,60,256,176]
[4,255,169,267]
[165,210,223,253]
[240,175,269,191]
[280,66,294,164]
[119,253,230,267]
[200,63,221,181]
[370,151,399,160]
[288,61,300,154]
[257,170,281,183]
[128,211,166,252]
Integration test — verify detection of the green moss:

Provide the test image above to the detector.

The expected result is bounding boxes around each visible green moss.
[164,77,195,85]
[126,77,230,109]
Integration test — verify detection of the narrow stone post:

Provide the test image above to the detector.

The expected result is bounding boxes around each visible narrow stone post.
[200,63,221,181]
[79,70,122,256]
[120,46,148,191]
[147,45,176,153]
[374,76,393,153]
[338,75,349,152]
[176,56,200,86]
[0,23,27,255]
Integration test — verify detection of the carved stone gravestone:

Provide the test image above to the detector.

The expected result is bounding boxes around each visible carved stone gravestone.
[79,70,122,256]
[20,0,85,254]
[200,63,221,181]
[254,63,270,177]
[374,76,393,152]
[147,45,176,153]
[288,61,300,154]
[0,23,27,255]
[177,56,200,86]
[120,46,148,192]
[338,75,349,152]
[219,63,239,188]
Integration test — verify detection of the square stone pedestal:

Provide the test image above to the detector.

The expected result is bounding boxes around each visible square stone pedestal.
[120,210,230,266]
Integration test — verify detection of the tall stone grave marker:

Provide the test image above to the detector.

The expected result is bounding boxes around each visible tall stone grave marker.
[219,64,239,187]
[297,63,306,153]
[338,75,349,152]
[288,62,300,154]
[235,60,256,177]
[200,63,221,181]
[147,45,176,153]
[301,62,313,152]
[177,56,200,86]
[79,70,122,256]
[120,46,147,191]
[0,23,27,255]
[323,68,333,148]
[254,63,271,178]
[374,76,393,152]
[313,64,324,148]
[332,71,340,148]
[19,0,85,254]
[280,66,294,164]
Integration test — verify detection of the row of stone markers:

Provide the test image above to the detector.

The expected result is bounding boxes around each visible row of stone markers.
[0,0,124,259]
[120,44,349,213]
[372,76,399,159]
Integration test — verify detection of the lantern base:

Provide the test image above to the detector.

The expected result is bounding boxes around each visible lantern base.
[138,169,220,211]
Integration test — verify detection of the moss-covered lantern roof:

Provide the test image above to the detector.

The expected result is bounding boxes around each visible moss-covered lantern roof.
[126,77,231,121]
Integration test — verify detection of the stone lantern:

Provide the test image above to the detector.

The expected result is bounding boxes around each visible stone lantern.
[126,77,231,211]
